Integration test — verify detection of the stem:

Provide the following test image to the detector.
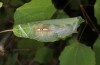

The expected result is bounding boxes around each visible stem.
[0,29,13,33]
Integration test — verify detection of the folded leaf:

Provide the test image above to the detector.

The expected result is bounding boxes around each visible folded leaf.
[13,17,84,42]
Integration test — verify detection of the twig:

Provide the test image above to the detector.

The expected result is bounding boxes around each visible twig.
[0,29,13,34]
[78,0,100,34]
[13,48,37,52]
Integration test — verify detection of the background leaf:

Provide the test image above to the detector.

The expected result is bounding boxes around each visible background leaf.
[34,47,53,63]
[17,38,44,58]
[10,0,24,7]
[6,53,18,65]
[0,57,4,65]
[0,2,2,8]
[59,38,95,65]
[95,0,100,24]
[93,36,100,65]
[51,10,69,19]
[14,0,56,25]
[69,0,88,10]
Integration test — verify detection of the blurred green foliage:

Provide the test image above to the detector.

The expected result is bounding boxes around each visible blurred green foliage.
[0,0,100,65]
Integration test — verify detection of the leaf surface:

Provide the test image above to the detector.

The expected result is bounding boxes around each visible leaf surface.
[13,17,84,42]
[17,38,44,58]
[95,0,100,24]
[0,2,3,8]
[6,53,18,65]
[93,36,100,65]
[59,38,95,65]
[35,47,53,63]
[14,0,56,25]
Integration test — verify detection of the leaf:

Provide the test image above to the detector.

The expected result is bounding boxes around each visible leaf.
[35,47,53,63]
[18,38,44,48]
[94,0,100,24]
[80,0,89,6]
[10,0,24,7]
[5,8,15,17]
[69,0,79,10]
[13,16,84,42]
[17,38,44,58]
[51,10,69,19]
[69,0,88,10]
[0,2,3,8]
[6,53,18,65]
[93,36,100,65]
[0,57,4,65]
[0,8,6,22]
[59,39,95,65]
[14,0,56,25]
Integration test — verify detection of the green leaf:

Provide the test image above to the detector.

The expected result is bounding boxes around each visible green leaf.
[35,47,53,63]
[6,53,18,65]
[0,9,6,22]
[10,0,24,7]
[80,0,89,5]
[51,10,69,19]
[14,0,56,25]
[18,38,44,48]
[0,57,4,65]
[59,39,95,65]
[93,36,100,65]
[5,8,15,17]
[13,16,84,42]
[69,0,88,10]
[69,0,79,10]
[95,0,100,24]
[0,2,3,8]
[17,38,44,58]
